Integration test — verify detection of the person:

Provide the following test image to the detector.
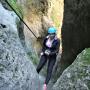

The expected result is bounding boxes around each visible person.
[36,27,60,90]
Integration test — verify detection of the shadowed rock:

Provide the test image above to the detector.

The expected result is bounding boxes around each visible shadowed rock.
[55,0,90,78]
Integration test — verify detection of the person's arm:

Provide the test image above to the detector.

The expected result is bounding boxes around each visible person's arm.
[50,39,60,55]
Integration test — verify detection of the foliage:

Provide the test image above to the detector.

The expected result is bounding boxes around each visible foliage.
[51,8,60,28]
[79,48,90,65]
[7,0,24,18]
[27,52,39,65]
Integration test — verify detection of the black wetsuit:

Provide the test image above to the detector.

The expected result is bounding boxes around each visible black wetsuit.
[36,36,60,85]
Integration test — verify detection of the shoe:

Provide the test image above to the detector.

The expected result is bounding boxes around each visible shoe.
[43,84,47,90]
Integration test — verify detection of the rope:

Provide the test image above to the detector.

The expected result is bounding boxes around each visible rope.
[5,0,38,39]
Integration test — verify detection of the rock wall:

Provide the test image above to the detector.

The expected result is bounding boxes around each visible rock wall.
[0,0,10,10]
[16,0,64,54]
[53,48,90,90]
[0,3,40,90]
[57,0,90,76]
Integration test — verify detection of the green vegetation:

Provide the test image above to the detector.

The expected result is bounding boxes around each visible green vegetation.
[79,48,90,65]
[7,0,24,18]
[71,48,90,80]
[27,52,39,65]
[51,8,60,28]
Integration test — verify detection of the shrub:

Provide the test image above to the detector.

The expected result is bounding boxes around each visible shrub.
[7,0,24,18]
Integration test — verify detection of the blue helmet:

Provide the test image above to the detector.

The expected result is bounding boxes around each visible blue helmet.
[48,27,57,34]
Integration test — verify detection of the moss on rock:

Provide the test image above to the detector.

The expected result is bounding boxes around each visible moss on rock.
[53,48,90,90]
[7,0,24,18]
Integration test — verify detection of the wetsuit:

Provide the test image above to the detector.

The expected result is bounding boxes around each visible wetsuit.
[36,35,60,85]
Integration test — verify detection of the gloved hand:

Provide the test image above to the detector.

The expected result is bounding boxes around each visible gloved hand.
[40,52,44,58]
[44,50,51,56]
[40,52,44,56]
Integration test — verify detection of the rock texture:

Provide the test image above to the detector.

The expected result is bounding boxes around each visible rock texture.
[53,48,90,90]
[0,3,40,90]
[0,0,10,10]
[58,0,90,76]
[17,0,63,54]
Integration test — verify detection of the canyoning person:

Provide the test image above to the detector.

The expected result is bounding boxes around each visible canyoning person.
[36,27,60,90]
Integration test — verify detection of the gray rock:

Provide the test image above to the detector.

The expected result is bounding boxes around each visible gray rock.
[53,48,90,90]
[0,3,18,34]
[0,3,41,90]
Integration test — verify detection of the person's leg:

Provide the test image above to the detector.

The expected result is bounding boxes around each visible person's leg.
[45,56,56,85]
[36,55,47,73]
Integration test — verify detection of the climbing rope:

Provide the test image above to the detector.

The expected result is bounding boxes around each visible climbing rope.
[5,0,38,39]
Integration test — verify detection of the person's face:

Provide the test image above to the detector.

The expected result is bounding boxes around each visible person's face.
[49,33,55,40]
